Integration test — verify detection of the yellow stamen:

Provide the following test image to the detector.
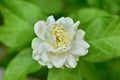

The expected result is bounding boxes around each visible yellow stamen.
[48,24,72,49]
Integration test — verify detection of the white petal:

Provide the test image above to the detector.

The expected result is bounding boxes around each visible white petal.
[67,55,76,68]
[71,45,87,56]
[32,43,44,60]
[38,42,60,54]
[46,15,55,26]
[38,60,46,66]
[85,50,88,54]
[32,38,42,49]
[43,43,58,53]
[52,54,67,68]
[65,63,71,68]
[80,40,90,48]
[47,63,53,68]
[56,17,65,24]
[45,32,56,47]
[34,21,47,40]
[75,29,85,40]
[67,28,75,39]
[65,17,74,27]
[41,53,49,62]
[72,21,80,30]
[32,47,42,60]
[75,56,79,61]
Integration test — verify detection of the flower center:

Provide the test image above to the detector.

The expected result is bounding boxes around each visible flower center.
[49,24,72,49]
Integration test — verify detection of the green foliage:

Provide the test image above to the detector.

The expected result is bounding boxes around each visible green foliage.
[78,61,102,80]
[4,47,42,80]
[87,0,120,15]
[0,0,45,48]
[105,58,120,80]
[48,68,82,80]
[70,8,109,23]
[83,16,120,62]
[0,0,120,80]
[27,0,63,14]
[71,8,120,62]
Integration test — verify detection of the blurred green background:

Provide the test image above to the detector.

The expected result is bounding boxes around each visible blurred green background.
[0,0,120,80]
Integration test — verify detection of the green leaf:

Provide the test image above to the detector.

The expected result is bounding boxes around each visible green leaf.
[81,15,120,62]
[0,45,7,61]
[0,0,45,48]
[105,58,120,80]
[87,0,120,15]
[48,68,82,80]
[71,9,120,62]
[78,61,103,80]
[63,0,88,14]
[70,8,109,23]
[27,0,63,14]
[4,47,42,80]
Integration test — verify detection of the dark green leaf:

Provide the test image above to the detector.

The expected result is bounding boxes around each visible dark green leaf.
[48,68,82,80]
[105,58,120,80]
[78,61,104,80]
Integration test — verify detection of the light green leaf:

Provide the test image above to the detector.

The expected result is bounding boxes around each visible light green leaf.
[4,47,42,80]
[81,15,120,62]
[71,9,120,62]
[0,0,45,48]
[48,68,82,80]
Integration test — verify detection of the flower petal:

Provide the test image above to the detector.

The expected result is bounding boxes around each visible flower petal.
[80,40,90,48]
[52,54,67,68]
[38,60,46,66]
[67,55,76,68]
[65,63,71,68]
[41,53,49,62]
[67,28,75,39]
[45,31,56,46]
[75,29,85,40]
[56,17,65,24]
[34,21,47,40]
[32,42,46,60]
[71,45,87,56]
[46,15,55,26]
[72,21,80,30]
[47,63,53,68]
[32,16,89,69]
[32,53,41,60]
[65,17,74,27]
[31,38,42,49]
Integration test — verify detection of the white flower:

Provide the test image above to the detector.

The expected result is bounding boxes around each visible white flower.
[32,16,90,68]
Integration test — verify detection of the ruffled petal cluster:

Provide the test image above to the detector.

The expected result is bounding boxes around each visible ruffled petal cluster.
[32,16,90,68]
